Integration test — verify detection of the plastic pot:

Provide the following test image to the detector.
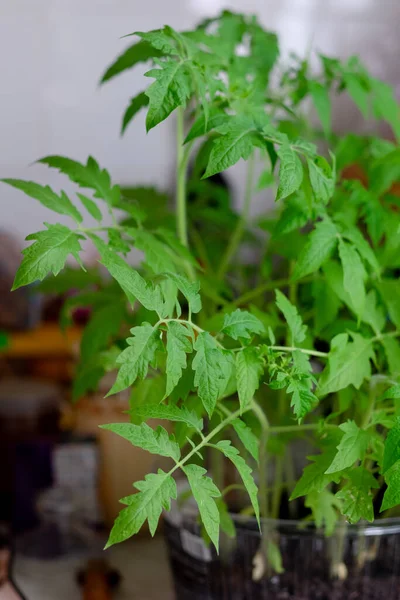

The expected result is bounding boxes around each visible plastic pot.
[164,506,400,600]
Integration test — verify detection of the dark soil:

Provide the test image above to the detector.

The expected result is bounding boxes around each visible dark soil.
[164,519,400,600]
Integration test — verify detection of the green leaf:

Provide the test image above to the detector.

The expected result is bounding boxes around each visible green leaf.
[145,60,192,130]
[231,418,259,462]
[222,309,265,341]
[215,440,260,527]
[371,77,400,142]
[383,337,400,376]
[129,374,167,424]
[287,376,318,422]
[101,422,180,461]
[183,464,221,551]
[217,499,235,538]
[341,226,380,275]
[383,417,400,474]
[101,40,161,83]
[133,403,203,432]
[291,432,343,499]
[90,235,163,312]
[2,179,82,223]
[108,323,161,395]
[307,155,336,204]
[192,332,231,417]
[361,290,385,335]
[338,238,366,318]
[309,80,331,135]
[318,333,374,397]
[80,301,125,362]
[343,72,369,118]
[325,420,371,474]
[165,321,192,397]
[276,144,303,201]
[305,489,341,535]
[236,347,264,413]
[313,280,340,334]
[38,155,120,207]
[382,385,400,400]
[121,92,149,134]
[203,118,258,178]
[164,272,202,314]
[106,470,176,547]
[77,193,102,221]
[336,467,378,523]
[292,219,338,281]
[378,280,400,329]
[185,109,229,143]
[275,290,307,344]
[381,460,400,512]
[131,229,176,273]
[13,224,83,290]
[136,27,182,56]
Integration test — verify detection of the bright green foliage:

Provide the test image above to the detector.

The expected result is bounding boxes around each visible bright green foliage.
[192,332,232,416]
[106,470,176,546]
[7,9,400,555]
[381,460,400,512]
[13,224,83,289]
[133,404,203,432]
[318,333,374,396]
[382,418,400,474]
[101,422,180,461]
[165,321,193,396]
[183,464,221,551]
[215,441,260,526]
[222,309,265,341]
[2,180,82,223]
[145,61,192,131]
[338,238,366,318]
[236,347,264,412]
[326,421,371,474]
[101,40,161,83]
[121,92,149,134]
[336,467,379,523]
[307,155,336,204]
[203,117,259,178]
[275,290,306,344]
[291,433,343,499]
[305,489,341,535]
[292,219,338,281]
[231,418,259,462]
[38,155,120,207]
[108,323,161,395]
[309,80,331,135]
[276,145,303,201]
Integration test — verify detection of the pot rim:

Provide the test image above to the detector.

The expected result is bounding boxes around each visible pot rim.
[167,503,400,536]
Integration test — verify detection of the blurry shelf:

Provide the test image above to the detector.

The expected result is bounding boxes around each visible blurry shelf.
[1,324,82,358]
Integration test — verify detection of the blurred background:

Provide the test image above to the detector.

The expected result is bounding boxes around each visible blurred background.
[0,0,399,598]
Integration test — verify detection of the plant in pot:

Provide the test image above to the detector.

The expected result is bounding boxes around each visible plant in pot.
[4,10,400,600]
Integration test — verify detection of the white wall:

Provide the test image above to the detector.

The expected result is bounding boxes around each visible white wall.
[1,0,399,243]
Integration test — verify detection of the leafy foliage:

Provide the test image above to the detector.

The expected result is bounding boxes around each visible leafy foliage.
[6,9,400,559]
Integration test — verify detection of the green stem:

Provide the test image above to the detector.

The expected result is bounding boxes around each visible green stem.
[217,152,255,279]
[271,456,284,519]
[252,400,270,521]
[268,423,336,434]
[176,106,195,280]
[268,345,328,358]
[168,407,246,476]
[233,275,315,307]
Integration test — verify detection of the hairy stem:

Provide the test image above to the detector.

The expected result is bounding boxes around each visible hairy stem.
[176,106,195,280]
[217,152,255,279]
[252,400,270,521]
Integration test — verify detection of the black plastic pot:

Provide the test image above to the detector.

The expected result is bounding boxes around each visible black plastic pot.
[164,508,400,600]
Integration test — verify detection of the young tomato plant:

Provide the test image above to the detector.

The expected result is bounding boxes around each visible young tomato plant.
[4,11,400,559]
